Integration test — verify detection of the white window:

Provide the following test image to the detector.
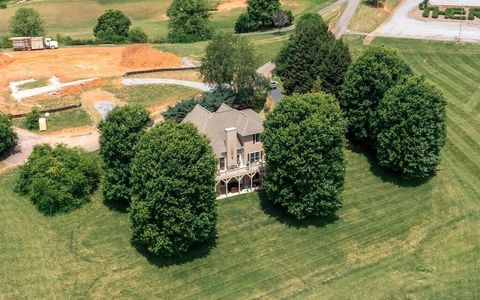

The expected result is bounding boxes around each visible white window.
[248,151,262,164]
[253,133,261,144]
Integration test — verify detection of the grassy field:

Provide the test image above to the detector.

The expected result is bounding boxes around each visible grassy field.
[156,31,290,65]
[348,0,401,33]
[103,84,201,108]
[1,37,479,297]
[0,0,331,40]
[13,108,93,132]
[18,78,50,91]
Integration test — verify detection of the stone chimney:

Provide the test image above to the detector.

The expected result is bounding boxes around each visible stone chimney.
[225,127,237,169]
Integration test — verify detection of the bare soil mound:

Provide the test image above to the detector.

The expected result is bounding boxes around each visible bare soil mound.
[0,54,13,67]
[121,44,182,69]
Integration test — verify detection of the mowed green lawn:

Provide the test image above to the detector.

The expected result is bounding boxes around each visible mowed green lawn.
[0,0,331,40]
[1,37,479,298]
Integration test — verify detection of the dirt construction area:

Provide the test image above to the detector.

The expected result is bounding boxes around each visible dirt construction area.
[376,0,480,42]
[0,45,182,114]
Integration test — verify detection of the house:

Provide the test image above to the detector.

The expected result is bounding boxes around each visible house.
[183,103,265,196]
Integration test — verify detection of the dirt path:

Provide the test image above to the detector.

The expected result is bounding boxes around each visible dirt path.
[0,127,100,173]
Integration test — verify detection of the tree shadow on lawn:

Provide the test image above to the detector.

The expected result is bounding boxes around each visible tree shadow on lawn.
[258,191,339,229]
[348,143,430,188]
[102,197,129,214]
[133,234,218,268]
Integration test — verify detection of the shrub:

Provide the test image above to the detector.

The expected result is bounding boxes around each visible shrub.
[0,114,17,156]
[163,88,237,122]
[23,107,41,130]
[130,121,217,257]
[375,75,447,178]
[167,0,214,43]
[0,36,11,48]
[98,105,152,207]
[16,144,100,215]
[339,45,413,144]
[93,9,131,43]
[235,0,281,33]
[263,93,346,220]
[128,27,148,43]
[234,12,259,33]
[55,34,99,46]
[469,7,480,20]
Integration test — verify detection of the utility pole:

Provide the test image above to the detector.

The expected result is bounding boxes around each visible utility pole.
[458,0,464,42]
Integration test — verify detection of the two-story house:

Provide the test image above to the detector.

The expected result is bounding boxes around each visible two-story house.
[183,103,265,196]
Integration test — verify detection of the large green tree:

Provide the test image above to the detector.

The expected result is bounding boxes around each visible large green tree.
[130,121,217,257]
[167,0,214,43]
[16,144,100,215]
[93,9,131,43]
[9,8,45,37]
[376,75,447,178]
[234,0,292,33]
[98,105,151,207]
[276,13,351,98]
[200,33,268,110]
[339,45,412,144]
[263,93,347,220]
[0,114,17,156]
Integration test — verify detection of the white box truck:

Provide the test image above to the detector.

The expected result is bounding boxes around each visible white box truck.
[10,37,58,51]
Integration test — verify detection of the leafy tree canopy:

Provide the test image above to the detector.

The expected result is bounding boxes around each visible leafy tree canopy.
[376,75,447,178]
[339,45,412,144]
[0,114,17,156]
[167,0,214,43]
[9,8,45,37]
[276,13,351,98]
[263,93,347,220]
[93,9,131,43]
[16,144,100,215]
[98,105,152,206]
[23,107,41,131]
[234,0,293,33]
[130,121,217,257]
[128,27,148,43]
[200,33,268,110]
[163,88,236,122]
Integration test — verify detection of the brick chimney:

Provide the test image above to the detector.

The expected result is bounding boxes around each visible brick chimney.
[225,127,237,169]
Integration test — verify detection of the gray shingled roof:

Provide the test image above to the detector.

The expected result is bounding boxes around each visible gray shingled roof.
[183,103,264,157]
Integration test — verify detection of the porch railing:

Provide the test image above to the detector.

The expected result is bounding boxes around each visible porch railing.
[216,162,265,181]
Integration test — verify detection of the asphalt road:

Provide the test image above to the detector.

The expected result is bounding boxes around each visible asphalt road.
[333,0,362,37]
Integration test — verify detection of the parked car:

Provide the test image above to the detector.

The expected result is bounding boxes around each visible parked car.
[270,80,277,90]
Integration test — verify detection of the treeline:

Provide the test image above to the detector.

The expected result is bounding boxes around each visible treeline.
[2,0,298,47]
